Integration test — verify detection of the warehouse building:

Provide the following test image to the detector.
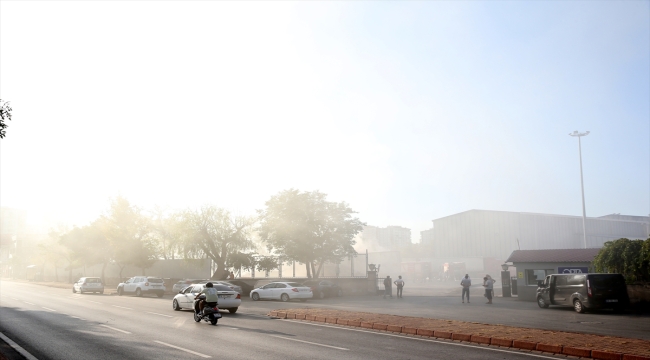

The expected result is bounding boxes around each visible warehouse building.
[420,210,649,263]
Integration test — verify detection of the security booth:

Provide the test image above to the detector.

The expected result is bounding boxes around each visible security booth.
[505,248,600,301]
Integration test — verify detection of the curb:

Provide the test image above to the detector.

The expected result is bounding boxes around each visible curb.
[267,311,650,360]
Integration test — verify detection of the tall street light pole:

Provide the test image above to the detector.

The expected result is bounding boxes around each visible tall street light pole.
[569,130,590,249]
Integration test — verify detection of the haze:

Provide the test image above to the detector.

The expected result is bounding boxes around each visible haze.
[1,1,648,240]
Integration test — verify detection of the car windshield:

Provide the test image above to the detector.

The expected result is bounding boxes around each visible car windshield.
[214,285,232,291]
[148,278,163,283]
[286,282,303,287]
[85,278,101,283]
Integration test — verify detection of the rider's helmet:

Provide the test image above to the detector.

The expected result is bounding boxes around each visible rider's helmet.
[206,282,213,288]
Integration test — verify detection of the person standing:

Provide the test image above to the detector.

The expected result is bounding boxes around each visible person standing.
[383,275,393,299]
[394,276,405,298]
[483,274,495,304]
[460,274,471,303]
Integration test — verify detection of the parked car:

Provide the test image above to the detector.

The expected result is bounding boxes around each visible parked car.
[117,276,166,297]
[302,280,342,299]
[213,281,243,295]
[536,273,629,313]
[227,280,254,297]
[250,282,313,302]
[72,277,104,294]
[172,283,241,313]
[172,279,210,293]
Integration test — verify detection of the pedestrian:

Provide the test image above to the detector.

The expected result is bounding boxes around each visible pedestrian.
[483,274,495,304]
[394,275,405,298]
[228,271,235,280]
[460,274,471,303]
[383,275,393,299]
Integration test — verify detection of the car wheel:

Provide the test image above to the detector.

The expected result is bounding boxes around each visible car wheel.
[318,291,325,299]
[251,293,260,301]
[573,299,585,313]
[228,308,238,313]
[117,288,123,296]
[173,299,181,311]
[281,293,290,302]
[337,289,342,297]
[72,287,76,293]
[537,297,549,308]
[135,288,142,297]
[99,291,104,295]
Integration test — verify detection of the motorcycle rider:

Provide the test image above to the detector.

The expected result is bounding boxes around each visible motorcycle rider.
[194,282,218,314]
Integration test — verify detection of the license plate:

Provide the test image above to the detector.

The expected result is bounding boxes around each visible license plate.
[218,295,230,299]
[152,285,161,287]
[606,299,618,303]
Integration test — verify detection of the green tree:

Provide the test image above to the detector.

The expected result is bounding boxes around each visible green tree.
[58,226,89,282]
[593,238,646,282]
[226,252,257,277]
[256,255,279,276]
[257,189,365,279]
[0,99,12,139]
[150,207,184,260]
[102,197,158,277]
[181,206,255,280]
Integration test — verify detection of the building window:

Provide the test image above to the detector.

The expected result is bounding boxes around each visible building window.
[525,269,554,286]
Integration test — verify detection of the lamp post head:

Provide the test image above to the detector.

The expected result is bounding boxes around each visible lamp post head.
[569,130,590,137]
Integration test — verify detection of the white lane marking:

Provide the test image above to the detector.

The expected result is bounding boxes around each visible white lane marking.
[269,335,349,351]
[24,301,35,305]
[154,340,211,358]
[41,307,56,312]
[111,305,132,310]
[146,311,173,318]
[280,320,560,360]
[87,300,102,304]
[0,332,39,360]
[100,325,132,334]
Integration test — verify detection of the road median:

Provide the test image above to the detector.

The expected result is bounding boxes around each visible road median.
[268,308,650,360]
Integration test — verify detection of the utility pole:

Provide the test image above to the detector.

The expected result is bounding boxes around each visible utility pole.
[569,130,590,248]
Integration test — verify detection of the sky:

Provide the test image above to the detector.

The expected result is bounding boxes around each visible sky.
[1,1,649,242]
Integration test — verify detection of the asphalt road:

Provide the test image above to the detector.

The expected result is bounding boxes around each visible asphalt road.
[0,280,576,360]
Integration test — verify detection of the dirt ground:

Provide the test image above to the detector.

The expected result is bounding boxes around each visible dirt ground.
[271,308,650,358]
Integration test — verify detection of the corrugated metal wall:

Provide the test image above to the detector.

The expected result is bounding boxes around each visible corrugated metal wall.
[425,210,649,260]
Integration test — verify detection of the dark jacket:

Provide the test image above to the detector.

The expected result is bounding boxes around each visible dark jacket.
[384,277,392,287]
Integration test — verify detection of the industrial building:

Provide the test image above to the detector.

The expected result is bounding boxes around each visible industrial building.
[419,210,649,273]
[361,225,412,251]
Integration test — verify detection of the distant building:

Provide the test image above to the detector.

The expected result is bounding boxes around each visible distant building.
[361,225,411,250]
[420,209,649,260]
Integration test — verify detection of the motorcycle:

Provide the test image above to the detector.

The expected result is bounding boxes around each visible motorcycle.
[193,295,222,325]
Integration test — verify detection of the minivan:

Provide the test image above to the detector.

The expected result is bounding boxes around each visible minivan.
[536,273,629,313]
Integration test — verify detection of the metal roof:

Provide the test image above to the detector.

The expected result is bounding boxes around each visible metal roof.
[506,248,601,263]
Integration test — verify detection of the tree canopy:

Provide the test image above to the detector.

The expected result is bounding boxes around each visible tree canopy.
[257,189,365,278]
[181,206,256,280]
[0,99,12,139]
[593,237,650,283]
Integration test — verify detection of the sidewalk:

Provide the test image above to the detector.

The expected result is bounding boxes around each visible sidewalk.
[269,308,650,360]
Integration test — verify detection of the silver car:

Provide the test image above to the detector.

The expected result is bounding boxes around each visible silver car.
[172,283,241,313]
[72,277,104,294]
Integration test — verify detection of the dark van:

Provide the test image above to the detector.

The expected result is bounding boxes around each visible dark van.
[536,273,628,313]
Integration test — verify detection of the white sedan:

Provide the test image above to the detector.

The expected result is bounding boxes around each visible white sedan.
[250,282,313,302]
[172,283,241,313]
